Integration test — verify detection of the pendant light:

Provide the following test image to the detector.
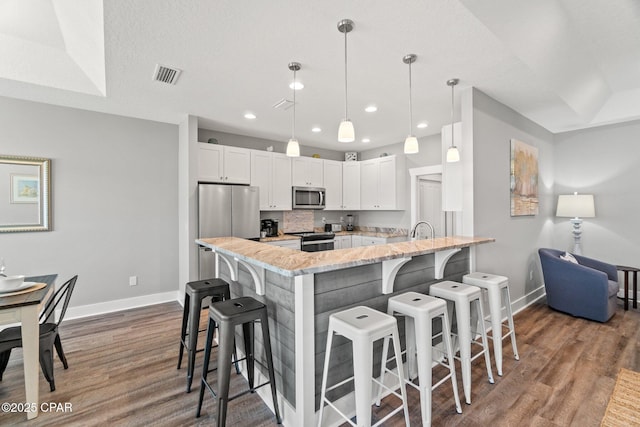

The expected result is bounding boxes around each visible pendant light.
[337,19,355,143]
[403,54,419,154]
[286,62,301,157]
[446,78,460,162]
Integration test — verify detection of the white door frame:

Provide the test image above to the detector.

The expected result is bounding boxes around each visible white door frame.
[409,165,443,228]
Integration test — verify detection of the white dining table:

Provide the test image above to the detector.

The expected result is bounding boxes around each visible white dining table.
[0,274,56,420]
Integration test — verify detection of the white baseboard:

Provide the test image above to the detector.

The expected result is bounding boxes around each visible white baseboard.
[63,291,181,322]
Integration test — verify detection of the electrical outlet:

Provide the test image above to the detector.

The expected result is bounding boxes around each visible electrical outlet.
[322,217,326,223]
[129,276,138,286]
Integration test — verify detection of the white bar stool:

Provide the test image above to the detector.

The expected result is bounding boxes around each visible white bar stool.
[463,272,519,376]
[318,306,410,427]
[429,281,494,405]
[376,292,462,426]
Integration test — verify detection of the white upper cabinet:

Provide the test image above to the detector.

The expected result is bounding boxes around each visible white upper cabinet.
[251,151,292,211]
[198,143,251,184]
[323,160,343,210]
[342,161,360,210]
[292,157,324,187]
[360,155,405,210]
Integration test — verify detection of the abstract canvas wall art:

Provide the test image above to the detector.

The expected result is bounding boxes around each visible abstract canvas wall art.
[510,139,538,216]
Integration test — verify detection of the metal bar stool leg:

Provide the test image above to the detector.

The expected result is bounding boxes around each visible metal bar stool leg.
[187,293,203,392]
[503,286,519,361]
[242,321,255,390]
[177,293,190,370]
[215,318,237,427]
[196,317,216,418]
[260,310,282,423]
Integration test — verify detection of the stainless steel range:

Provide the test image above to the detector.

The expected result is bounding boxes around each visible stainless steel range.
[290,231,335,252]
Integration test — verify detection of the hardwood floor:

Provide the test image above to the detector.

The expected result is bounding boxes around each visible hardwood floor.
[0,299,637,426]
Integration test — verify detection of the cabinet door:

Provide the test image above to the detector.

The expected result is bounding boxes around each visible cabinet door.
[250,151,272,210]
[198,143,224,182]
[338,235,352,249]
[307,158,324,187]
[223,146,251,184]
[271,153,292,210]
[292,157,324,187]
[291,158,309,186]
[351,235,362,247]
[360,159,379,209]
[342,162,360,210]
[377,156,397,209]
[323,160,343,210]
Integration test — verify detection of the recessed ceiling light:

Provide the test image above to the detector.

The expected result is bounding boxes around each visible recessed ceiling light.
[362,138,370,143]
[417,122,428,129]
[312,127,322,133]
[289,81,304,90]
[244,112,256,119]
[365,105,377,113]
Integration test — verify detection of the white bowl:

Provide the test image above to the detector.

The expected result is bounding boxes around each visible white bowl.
[0,275,25,291]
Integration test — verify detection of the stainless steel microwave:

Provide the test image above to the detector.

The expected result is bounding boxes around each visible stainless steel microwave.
[292,186,326,209]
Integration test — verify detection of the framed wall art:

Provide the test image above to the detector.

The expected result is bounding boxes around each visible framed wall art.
[510,139,538,216]
[11,174,39,204]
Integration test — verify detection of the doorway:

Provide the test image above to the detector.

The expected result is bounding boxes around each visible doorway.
[418,175,444,238]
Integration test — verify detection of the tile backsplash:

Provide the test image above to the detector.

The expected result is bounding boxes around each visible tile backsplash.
[282,210,314,233]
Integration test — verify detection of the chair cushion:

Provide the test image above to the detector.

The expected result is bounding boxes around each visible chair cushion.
[608,280,619,298]
[560,252,579,264]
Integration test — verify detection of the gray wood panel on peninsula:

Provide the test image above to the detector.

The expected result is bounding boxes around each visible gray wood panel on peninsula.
[194,235,494,426]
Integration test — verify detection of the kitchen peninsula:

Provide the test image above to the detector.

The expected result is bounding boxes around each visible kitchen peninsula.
[196,235,494,426]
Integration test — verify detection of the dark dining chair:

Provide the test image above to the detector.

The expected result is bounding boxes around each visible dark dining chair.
[0,275,78,391]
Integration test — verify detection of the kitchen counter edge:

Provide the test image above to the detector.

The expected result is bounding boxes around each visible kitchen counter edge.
[196,236,494,277]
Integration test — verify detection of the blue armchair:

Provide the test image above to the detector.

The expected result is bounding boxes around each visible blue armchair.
[538,248,618,322]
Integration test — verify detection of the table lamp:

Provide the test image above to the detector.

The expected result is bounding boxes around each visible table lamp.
[556,192,595,255]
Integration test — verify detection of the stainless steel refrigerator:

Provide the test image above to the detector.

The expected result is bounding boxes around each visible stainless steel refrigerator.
[198,184,260,279]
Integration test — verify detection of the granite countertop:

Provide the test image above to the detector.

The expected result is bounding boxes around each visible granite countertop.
[259,235,300,243]
[196,236,494,277]
[333,230,407,239]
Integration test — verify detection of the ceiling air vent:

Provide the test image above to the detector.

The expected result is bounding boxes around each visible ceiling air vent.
[153,64,182,85]
[272,98,294,110]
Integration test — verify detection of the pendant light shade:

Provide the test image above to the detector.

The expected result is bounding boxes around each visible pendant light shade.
[403,54,418,154]
[286,62,301,157]
[446,78,460,163]
[337,19,355,143]
[338,119,355,142]
[446,146,460,162]
[286,138,300,157]
[404,136,419,154]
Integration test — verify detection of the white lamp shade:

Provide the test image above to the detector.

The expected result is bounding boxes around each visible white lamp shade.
[404,135,419,154]
[446,146,460,162]
[286,138,300,157]
[556,194,595,218]
[338,119,355,142]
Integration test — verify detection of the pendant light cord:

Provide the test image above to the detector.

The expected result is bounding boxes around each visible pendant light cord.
[450,81,455,148]
[344,29,348,120]
[292,68,296,139]
[408,60,413,135]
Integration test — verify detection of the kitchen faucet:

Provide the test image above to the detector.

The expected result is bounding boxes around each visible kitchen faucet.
[409,221,435,240]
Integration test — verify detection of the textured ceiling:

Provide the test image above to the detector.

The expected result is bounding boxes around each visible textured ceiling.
[0,0,639,151]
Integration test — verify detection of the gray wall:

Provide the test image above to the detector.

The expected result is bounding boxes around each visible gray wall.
[0,96,179,307]
[554,119,640,267]
[470,89,555,305]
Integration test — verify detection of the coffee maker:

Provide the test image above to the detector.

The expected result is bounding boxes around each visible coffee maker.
[346,215,355,231]
[261,219,278,237]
